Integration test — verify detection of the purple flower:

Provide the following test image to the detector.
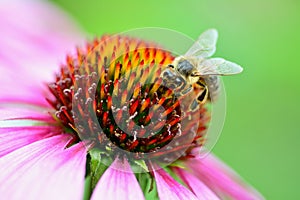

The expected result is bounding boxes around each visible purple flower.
[0,1,264,199]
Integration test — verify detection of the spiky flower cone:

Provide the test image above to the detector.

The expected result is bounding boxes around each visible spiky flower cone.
[47,34,210,167]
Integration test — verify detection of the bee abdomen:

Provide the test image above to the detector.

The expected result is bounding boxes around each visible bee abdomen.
[205,76,220,101]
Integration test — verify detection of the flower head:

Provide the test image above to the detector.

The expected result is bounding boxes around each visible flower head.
[47,34,208,168]
[0,1,264,200]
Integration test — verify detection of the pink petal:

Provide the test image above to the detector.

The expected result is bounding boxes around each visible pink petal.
[153,168,198,200]
[0,105,53,121]
[0,134,87,200]
[173,167,220,200]
[91,157,145,200]
[0,104,58,157]
[0,126,59,157]
[0,0,85,104]
[187,152,264,200]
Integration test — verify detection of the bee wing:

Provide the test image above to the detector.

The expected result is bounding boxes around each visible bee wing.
[197,58,243,76]
[185,29,218,58]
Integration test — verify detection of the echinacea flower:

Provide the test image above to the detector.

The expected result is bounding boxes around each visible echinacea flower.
[0,1,264,200]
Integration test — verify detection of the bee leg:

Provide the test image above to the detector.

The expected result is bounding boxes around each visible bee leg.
[181,86,193,95]
[189,99,199,111]
[196,87,208,104]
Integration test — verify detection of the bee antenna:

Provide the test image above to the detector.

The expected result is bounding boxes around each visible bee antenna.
[168,64,174,68]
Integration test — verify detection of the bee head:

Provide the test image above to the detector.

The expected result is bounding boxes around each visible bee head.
[161,66,186,91]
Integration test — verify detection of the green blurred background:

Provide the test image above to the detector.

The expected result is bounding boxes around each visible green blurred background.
[52,0,300,199]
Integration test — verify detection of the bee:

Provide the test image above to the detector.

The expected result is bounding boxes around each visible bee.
[161,29,243,110]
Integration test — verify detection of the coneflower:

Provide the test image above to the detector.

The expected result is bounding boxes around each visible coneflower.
[0,1,263,200]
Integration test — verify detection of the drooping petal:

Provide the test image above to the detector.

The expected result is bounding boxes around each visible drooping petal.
[0,126,59,157]
[91,157,145,200]
[153,168,198,200]
[0,103,59,157]
[173,167,220,200]
[0,134,87,200]
[0,0,85,104]
[187,152,264,200]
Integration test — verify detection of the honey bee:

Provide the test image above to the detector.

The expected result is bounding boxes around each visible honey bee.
[161,29,243,110]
